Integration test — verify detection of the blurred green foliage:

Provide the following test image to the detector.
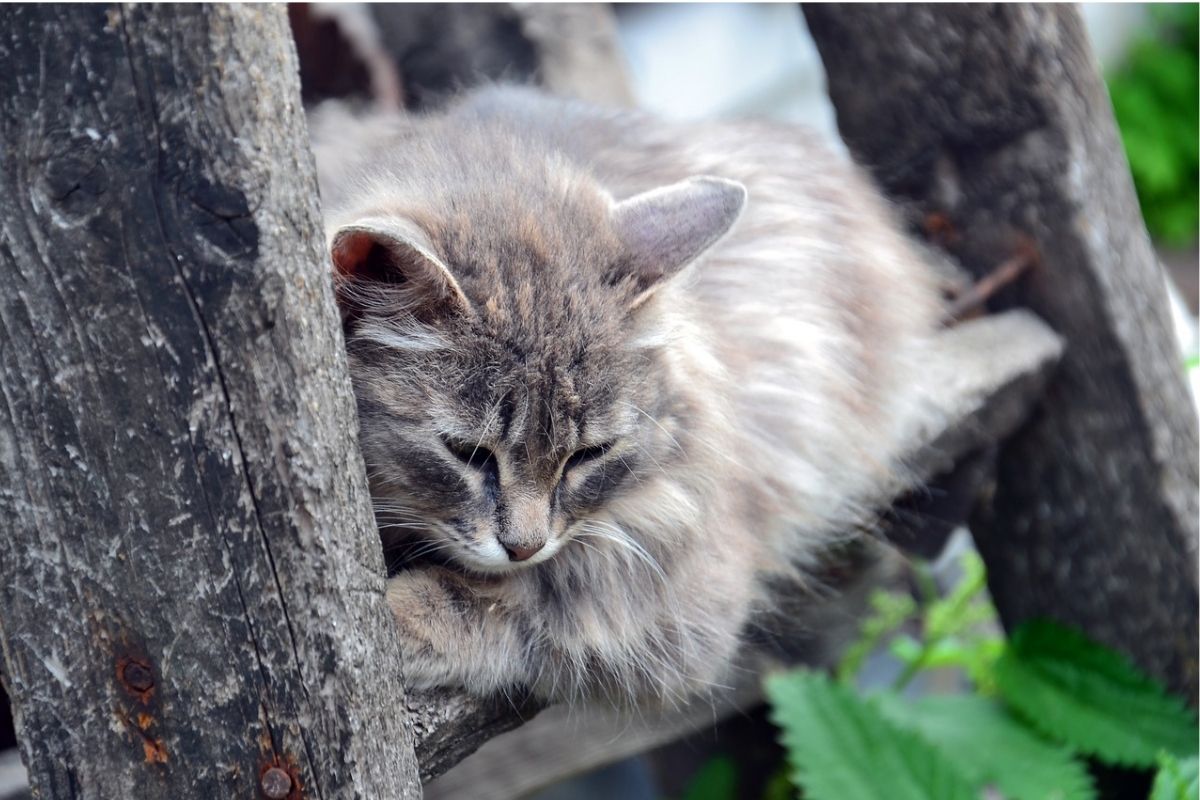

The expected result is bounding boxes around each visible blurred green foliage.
[679,756,738,800]
[765,577,1197,799]
[1151,753,1200,800]
[1107,4,1199,247]
[761,553,1198,800]
[679,552,1199,799]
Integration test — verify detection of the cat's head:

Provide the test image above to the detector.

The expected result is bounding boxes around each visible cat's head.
[331,175,745,573]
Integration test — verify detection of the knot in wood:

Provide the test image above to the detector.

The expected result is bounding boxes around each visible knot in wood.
[260,766,293,799]
[120,659,154,693]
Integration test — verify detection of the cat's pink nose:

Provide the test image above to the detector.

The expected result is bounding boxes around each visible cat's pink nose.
[504,542,543,562]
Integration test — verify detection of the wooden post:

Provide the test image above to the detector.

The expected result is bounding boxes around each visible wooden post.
[805,4,1200,701]
[369,3,633,110]
[288,3,633,112]
[0,5,420,797]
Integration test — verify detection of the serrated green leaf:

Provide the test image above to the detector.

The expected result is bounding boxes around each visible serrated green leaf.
[679,755,739,800]
[1150,752,1199,800]
[995,620,1198,766]
[764,670,975,800]
[875,693,1096,800]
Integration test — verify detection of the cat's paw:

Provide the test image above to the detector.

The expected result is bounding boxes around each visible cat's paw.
[385,568,533,696]
[385,570,461,690]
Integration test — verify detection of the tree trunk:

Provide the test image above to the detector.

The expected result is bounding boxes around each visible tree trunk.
[288,3,632,112]
[805,3,1200,702]
[369,3,632,111]
[0,5,419,798]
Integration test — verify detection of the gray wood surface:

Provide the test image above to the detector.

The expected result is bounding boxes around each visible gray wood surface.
[0,6,419,798]
[369,3,632,110]
[805,3,1200,702]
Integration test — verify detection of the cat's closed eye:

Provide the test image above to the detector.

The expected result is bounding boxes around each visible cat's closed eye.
[442,437,497,472]
[563,441,615,474]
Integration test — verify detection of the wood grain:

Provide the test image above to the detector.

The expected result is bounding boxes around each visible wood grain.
[0,6,420,798]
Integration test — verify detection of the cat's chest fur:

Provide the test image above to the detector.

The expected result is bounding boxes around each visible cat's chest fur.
[310,86,939,703]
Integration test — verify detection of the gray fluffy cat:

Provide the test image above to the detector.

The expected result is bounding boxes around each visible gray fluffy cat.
[309,87,939,706]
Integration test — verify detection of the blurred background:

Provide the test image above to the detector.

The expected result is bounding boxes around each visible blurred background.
[611,2,1198,412]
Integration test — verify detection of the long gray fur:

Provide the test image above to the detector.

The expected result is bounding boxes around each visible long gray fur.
[310,86,942,707]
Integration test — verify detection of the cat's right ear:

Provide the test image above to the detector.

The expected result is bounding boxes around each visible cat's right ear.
[610,176,746,309]
[330,218,470,322]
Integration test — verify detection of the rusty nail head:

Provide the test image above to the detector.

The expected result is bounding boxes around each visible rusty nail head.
[261,767,292,799]
[121,660,154,693]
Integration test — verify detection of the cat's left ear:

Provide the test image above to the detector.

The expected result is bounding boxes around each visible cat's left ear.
[329,217,471,321]
[610,176,746,307]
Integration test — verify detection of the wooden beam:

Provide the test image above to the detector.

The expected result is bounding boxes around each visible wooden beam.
[0,6,419,797]
[805,3,1200,702]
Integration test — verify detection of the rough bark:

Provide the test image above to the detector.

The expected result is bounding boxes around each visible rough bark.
[0,5,419,799]
[805,3,1200,701]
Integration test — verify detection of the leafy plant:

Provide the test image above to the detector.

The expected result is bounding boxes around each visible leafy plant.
[885,552,1003,694]
[835,586,916,684]
[765,671,976,800]
[764,552,1199,800]
[1107,4,1199,246]
[875,693,1094,800]
[995,620,1197,767]
[1151,753,1200,800]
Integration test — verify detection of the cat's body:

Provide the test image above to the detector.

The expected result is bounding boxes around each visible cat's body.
[310,87,939,705]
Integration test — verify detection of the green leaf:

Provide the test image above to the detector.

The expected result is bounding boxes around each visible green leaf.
[1106,3,1199,245]
[1150,752,1200,800]
[876,693,1096,800]
[890,551,1003,692]
[764,670,975,800]
[925,551,995,641]
[679,756,739,800]
[889,633,924,665]
[836,589,916,683]
[995,620,1198,766]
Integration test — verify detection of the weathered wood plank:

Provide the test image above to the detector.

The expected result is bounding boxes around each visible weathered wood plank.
[805,3,1200,702]
[0,5,418,798]
[425,677,766,800]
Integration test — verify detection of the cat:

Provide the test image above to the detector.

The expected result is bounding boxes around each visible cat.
[308,86,940,707]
